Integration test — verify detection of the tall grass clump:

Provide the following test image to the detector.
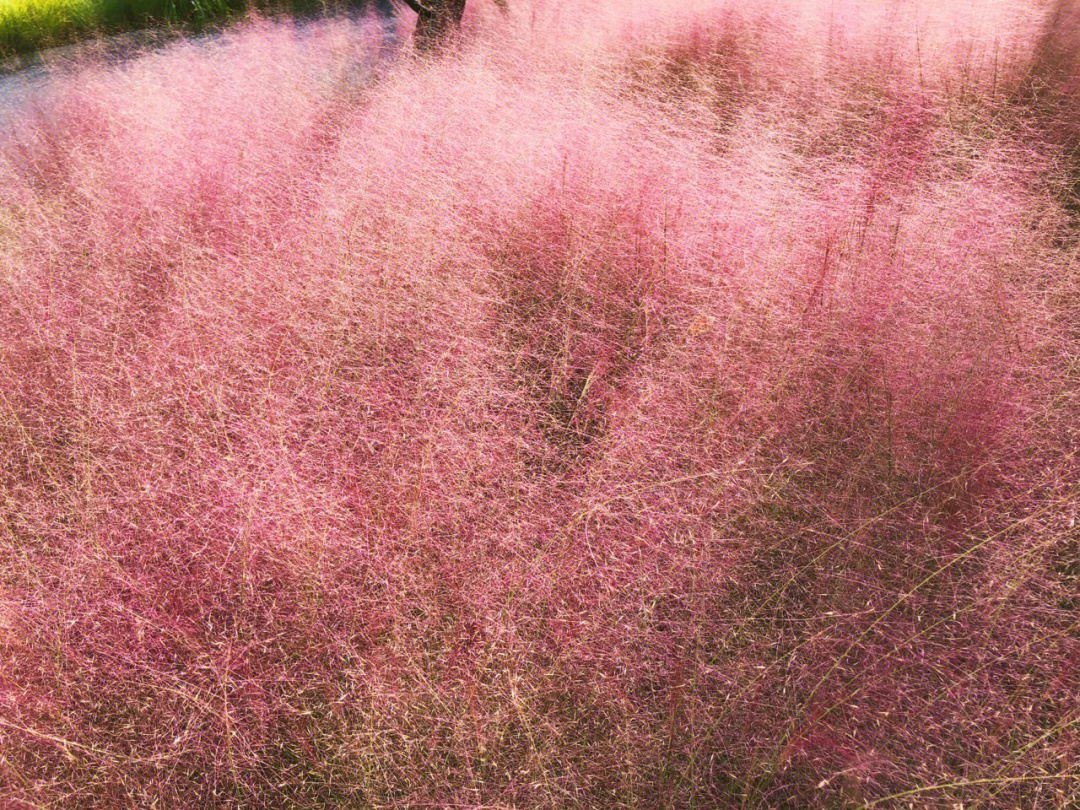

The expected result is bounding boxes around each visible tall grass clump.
[1,1,1078,807]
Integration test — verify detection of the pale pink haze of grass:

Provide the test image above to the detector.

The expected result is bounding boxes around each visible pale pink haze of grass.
[0,0,1078,807]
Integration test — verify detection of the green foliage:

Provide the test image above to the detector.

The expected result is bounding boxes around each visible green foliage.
[0,0,348,57]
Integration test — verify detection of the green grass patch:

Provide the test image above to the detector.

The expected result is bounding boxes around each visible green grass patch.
[0,0,348,58]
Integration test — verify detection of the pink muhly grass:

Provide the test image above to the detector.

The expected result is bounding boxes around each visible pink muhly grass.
[1,1,1078,807]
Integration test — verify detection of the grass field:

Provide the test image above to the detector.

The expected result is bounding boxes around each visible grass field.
[0,0,1078,807]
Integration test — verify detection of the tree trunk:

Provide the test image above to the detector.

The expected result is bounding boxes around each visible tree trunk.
[409,0,468,51]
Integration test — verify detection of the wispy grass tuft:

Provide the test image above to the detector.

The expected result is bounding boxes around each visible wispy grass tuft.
[0,1,1078,807]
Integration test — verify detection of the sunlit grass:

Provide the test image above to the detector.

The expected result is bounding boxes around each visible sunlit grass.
[0,0,100,54]
[0,0,325,56]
